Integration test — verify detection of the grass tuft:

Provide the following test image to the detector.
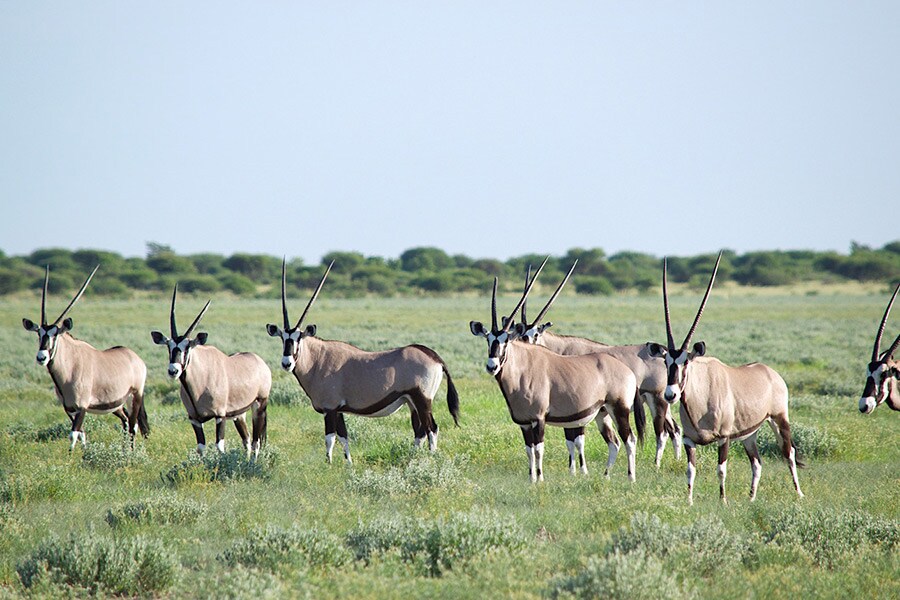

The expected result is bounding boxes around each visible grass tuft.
[106,494,208,528]
[161,446,279,486]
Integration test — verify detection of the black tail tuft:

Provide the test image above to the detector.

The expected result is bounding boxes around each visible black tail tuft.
[633,390,646,447]
[137,402,150,438]
[445,367,460,427]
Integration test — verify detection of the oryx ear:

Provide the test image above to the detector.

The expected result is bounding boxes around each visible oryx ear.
[60,318,73,332]
[266,324,280,337]
[539,321,553,333]
[691,341,706,357]
[513,323,527,336]
[470,321,487,337]
[193,332,209,346]
[647,342,666,358]
[23,319,39,331]
[150,331,167,345]
[501,316,512,330]
[304,324,317,337]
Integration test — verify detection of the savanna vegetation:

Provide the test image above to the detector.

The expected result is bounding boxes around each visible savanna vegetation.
[0,240,898,298]
[0,282,898,597]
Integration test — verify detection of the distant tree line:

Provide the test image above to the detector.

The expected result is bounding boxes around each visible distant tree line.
[0,241,898,298]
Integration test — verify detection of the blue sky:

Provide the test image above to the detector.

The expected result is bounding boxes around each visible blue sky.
[2,2,898,265]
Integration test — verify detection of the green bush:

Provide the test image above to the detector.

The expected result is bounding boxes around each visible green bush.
[106,494,208,528]
[219,524,351,571]
[347,452,468,497]
[193,565,289,600]
[346,511,525,576]
[763,506,899,569]
[82,438,149,470]
[268,381,306,407]
[17,532,178,595]
[546,549,692,600]
[161,446,279,486]
[757,422,837,460]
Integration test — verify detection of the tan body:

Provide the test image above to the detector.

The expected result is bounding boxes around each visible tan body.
[180,346,272,422]
[48,333,146,415]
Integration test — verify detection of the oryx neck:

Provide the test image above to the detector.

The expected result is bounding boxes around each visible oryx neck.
[178,371,201,420]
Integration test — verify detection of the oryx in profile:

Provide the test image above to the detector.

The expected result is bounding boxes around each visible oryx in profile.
[859,282,900,414]
[518,263,682,470]
[22,266,149,449]
[151,287,272,457]
[470,259,644,482]
[267,261,460,463]
[647,253,803,504]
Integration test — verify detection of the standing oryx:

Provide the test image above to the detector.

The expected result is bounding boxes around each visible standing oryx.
[470,259,644,483]
[859,282,900,414]
[647,253,804,504]
[22,266,149,449]
[518,263,682,471]
[151,286,272,457]
[267,260,460,464]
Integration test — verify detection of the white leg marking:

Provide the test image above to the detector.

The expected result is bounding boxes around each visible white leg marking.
[749,456,761,501]
[216,439,225,453]
[325,433,336,463]
[788,447,804,498]
[197,443,205,455]
[252,439,260,460]
[574,434,587,475]
[525,446,536,482]
[427,429,438,452]
[625,434,636,482]
[535,442,545,482]
[717,460,728,504]
[566,439,577,475]
[687,461,696,506]
[672,430,683,460]
[69,431,79,450]
[605,440,619,478]
[339,435,352,464]
[655,431,669,469]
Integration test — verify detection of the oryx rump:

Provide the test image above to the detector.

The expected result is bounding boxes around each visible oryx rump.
[22,266,148,449]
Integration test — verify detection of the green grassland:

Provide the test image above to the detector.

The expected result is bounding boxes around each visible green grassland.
[0,286,898,598]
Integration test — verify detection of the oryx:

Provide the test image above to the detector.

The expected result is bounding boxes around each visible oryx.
[267,261,460,463]
[470,259,644,482]
[518,263,682,471]
[151,286,272,457]
[859,282,900,414]
[22,266,149,450]
[647,253,803,504]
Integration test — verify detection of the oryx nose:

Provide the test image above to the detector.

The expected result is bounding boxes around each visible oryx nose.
[281,357,293,370]
[167,364,180,377]
[36,351,49,364]
[664,385,679,403]
[859,397,875,413]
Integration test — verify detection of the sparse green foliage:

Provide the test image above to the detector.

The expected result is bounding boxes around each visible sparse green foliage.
[161,446,278,486]
[105,494,207,528]
[219,524,351,571]
[546,549,692,600]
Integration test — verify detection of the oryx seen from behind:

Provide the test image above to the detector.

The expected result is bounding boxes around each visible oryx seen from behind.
[267,261,460,464]
[22,266,149,450]
[470,259,644,483]
[647,253,803,504]
[859,282,900,414]
[151,287,272,457]
[518,263,682,471]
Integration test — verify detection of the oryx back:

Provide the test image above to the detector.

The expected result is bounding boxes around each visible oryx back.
[181,345,272,420]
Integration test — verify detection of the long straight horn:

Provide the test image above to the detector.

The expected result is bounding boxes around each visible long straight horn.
[52,265,98,326]
[281,257,290,329]
[503,256,549,333]
[521,264,532,324]
[41,265,49,326]
[183,299,211,338]
[296,261,334,329]
[873,282,900,361]
[681,251,722,351]
[663,258,675,349]
[491,277,499,331]
[529,260,577,327]
[170,284,179,337]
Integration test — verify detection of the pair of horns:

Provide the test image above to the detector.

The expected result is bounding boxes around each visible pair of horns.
[169,285,210,339]
[281,258,334,330]
[521,260,578,329]
[491,257,550,333]
[41,265,99,327]
[872,282,900,362]
[663,252,722,351]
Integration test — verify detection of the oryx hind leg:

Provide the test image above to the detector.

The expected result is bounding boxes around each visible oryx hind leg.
[612,403,636,482]
[564,427,587,475]
[685,441,697,506]
[520,426,537,483]
[336,413,351,463]
[650,399,668,469]
[717,439,730,504]
[114,407,129,434]
[234,413,250,456]
[251,398,268,459]
[596,411,619,478]
[408,390,437,451]
[770,416,803,498]
[742,434,762,501]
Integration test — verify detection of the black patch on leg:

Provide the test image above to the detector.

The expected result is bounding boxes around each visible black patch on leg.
[215,419,226,446]
[564,427,584,442]
[410,410,426,440]
[336,413,348,439]
[324,411,338,435]
[192,422,205,446]
[234,416,250,447]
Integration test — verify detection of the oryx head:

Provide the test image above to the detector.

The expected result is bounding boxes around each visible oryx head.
[516,261,577,345]
[648,252,722,404]
[470,257,548,376]
[859,282,900,414]
[267,259,333,372]
[150,286,210,379]
[23,265,98,367]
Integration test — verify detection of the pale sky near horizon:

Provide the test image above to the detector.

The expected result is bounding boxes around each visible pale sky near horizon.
[2,2,898,265]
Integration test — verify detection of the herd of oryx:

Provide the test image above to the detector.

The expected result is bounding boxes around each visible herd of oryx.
[21,253,900,505]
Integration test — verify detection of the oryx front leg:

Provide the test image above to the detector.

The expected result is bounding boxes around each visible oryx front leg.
[324,411,338,464]
[652,407,669,469]
[597,414,619,478]
[190,419,206,455]
[685,441,697,506]
[233,413,250,457]
[215,418,226,452]
[69,409,86,450]
[717,439,730,504]
[565,427,587,475]
[743,435,762,501]
[612,404,636,482]
[521,426,538,482]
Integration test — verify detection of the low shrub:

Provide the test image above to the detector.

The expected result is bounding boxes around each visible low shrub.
[106,494,208,528]
[757,422,836,460]
[161,446,279,487]
[0,467,77,505]
[546,549,693,600]
[346,511,526,576]
[17,532,178,595]
[82,438,149,470]
[762,506,899,569]
[219,524,351,571]
[268,381,305,407]
[347,452,469,497]
[7,421,90,443]
[193,565,290,600]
